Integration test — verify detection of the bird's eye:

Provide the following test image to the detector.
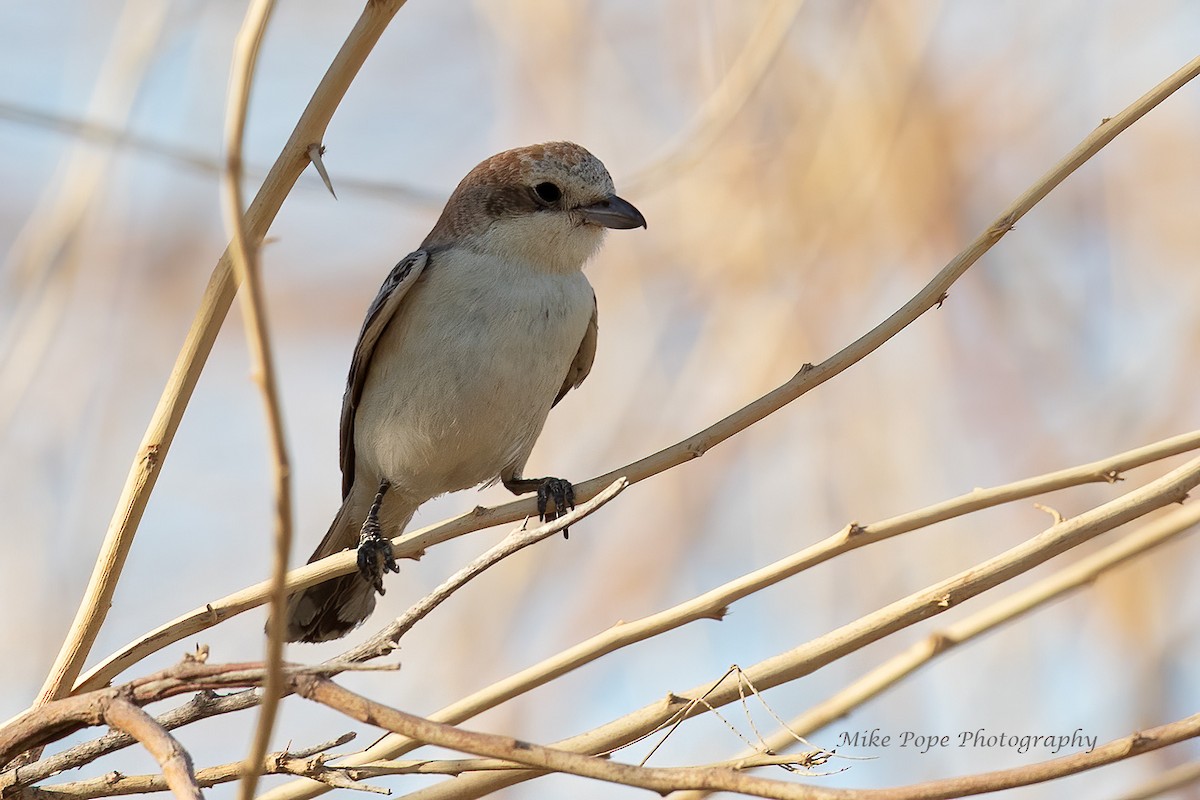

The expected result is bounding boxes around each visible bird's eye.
[533,182,562,203]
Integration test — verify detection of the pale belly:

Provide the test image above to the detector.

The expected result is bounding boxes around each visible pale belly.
[352,255,594,503]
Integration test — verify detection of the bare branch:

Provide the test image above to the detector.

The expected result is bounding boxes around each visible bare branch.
[34,0,414,709]
[25,735,373,800]
[668,502,1200,799]
[340,478,628,663]
[100,700,201,800]
[64,52,1200,703]
[293,676,852,800]
[369,454,1200,799]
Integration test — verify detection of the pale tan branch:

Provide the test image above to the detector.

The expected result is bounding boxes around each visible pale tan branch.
[0,486,623,790]
[295,677,850,800]
[218,3,288,800]
[70,426,1200,699]
[65,53,1200,705]
[25,734,377,800]
[1,691,242,793]
[340,478,628,663]
[296,677,1200,800]
[34,0,413,709]
[252,435,1199,797]
[376,454,1200,800]
[668,502,1200,799]
[100,699,202,800]
[2,660,392,770]
[40,433,1196,791]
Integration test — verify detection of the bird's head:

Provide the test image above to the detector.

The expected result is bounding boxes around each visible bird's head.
[423,141,646,273]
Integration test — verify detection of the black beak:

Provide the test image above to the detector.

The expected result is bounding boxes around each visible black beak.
[577,194,647,230]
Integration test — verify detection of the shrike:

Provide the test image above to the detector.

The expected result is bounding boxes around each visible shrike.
[285,142,646,643]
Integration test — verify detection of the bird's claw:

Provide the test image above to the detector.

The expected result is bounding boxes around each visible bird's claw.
[357,516,398,595]
[537,477,576,538]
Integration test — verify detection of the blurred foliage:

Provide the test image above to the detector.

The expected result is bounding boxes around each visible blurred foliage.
[1,1,1198,797]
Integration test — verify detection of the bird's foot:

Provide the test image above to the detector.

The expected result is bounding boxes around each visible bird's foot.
[357,514,398,595]
[537,477,577,538]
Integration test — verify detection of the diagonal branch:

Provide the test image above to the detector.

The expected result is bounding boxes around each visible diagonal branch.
[294,676,1200,800]
[34,0,412,709]
[667,502,1200,800]
[378,453,1200,800]
[61,52,1200,708]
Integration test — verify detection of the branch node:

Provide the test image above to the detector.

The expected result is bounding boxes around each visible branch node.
[988,213,1017,240]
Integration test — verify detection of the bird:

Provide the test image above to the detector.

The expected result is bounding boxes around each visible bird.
[284,141,646,643]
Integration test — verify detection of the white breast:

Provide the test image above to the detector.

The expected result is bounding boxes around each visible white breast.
[353,246,595,504]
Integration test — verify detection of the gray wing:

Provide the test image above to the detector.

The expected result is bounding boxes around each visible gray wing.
[339,249,430,498]
[552,293,598,408]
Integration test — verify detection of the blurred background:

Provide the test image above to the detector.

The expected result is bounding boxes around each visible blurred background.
[2,1,1199,798]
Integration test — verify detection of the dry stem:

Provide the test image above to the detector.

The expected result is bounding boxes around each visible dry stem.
[218,3,289,800]
[34,0,412,709]
[380,454,1200,799]
[668,502,1200,799]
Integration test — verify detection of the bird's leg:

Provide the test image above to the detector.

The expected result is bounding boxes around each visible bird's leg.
[502,475,577,538]
[357,478,399,594]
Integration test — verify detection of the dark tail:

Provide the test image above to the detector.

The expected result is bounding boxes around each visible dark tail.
[284,495,379,643]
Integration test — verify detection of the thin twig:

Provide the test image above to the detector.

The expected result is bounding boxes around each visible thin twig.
[26,734,369,800]
[340,478,628,663]
[294,677,852,800]
[65,52,1200,702]
[294,676,1200,800]
[32,0,413,709]
[667,502,1200,799]
[373,454,1200,800]
[1109,760,1200,800]
[68,421,1200,693]
[17,430,1197,794]
[219,3,287,800]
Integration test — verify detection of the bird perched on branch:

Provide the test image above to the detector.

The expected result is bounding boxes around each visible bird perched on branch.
[284,142,646,643]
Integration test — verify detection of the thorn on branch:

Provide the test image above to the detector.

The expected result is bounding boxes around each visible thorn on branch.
[307,143,337,199]
[1101,469,1124,484]
[793,362,815,381]
[705,605,729,622]
[936,292,949,308]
